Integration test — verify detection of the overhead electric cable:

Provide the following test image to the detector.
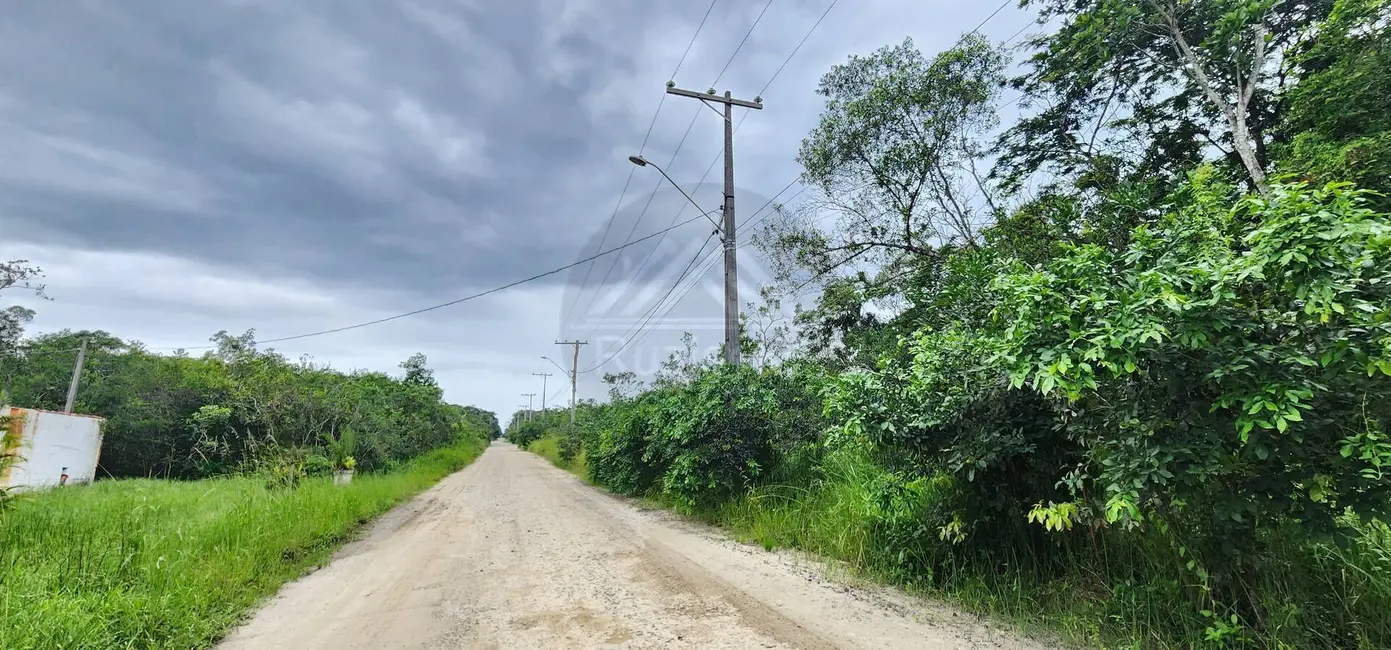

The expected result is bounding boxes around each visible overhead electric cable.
[584,0,838,333]
[150,211,718,351]
[712,0,776,86]
[578,173,799,373]
[561,0,720,328]
[580,240,723,373]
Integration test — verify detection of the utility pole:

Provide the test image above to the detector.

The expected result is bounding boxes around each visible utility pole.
[521,393,536,421]
[63,337,89,413]
[665,83,763,365]
[554,340,588,425]
[532,373,552,414]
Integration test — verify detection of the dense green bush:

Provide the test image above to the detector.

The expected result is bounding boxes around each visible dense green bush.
[577,364,825,511]
[582,396,663,496]
[828,176,1391,636]
[507,419,548,448]
[555,424,582,462]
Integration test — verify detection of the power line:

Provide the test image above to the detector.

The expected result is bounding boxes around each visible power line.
[758,0,837,97]
[586,243,728,374]
[580,238,722,373]
[712,0,776,87]
[586,234,715,369]
[585,251,722,374]
[570,107,707,330]
[582,2,836,333]
[969,0,1014,37]
[676,0,721,80]
[578,175,798,374]
[145,211,718,351]
[561,1,719,329]
[1002,20,1035,47]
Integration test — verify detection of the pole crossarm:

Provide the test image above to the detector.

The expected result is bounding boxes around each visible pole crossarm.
[662,85,763,366]
[666,85,764,110]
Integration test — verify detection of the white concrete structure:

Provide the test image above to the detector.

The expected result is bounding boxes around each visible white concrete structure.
[1,407,106,492]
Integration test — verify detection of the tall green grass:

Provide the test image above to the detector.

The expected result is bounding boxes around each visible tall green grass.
[0,435,488,650]
[526,433,586,478]
[522,429,1391,646]
[710,449,1391,648]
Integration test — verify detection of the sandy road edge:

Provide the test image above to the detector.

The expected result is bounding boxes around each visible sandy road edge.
[214,446,490,643]
[523,447,1064,650]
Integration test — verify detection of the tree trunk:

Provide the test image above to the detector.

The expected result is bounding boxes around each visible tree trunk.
[1159,3,1270,192]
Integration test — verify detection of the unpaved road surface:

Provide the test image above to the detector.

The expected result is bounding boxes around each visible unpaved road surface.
[220,443,1053,649]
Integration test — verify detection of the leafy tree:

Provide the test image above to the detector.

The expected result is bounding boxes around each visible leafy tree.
[400,352,436,387]
[830,174,1391,615]
[761,35,1006,287]
[999,0,1338,194]
[0,260,47,358]
[755,35,1008,369]
[5,329,494,478]
[1274,0,1391,207]
[739,286,796,369]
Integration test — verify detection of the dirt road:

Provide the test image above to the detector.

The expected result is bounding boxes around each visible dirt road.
[220,443,1053,649]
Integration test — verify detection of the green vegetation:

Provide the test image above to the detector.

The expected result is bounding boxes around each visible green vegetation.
[0,431,488,650]
[507,410,587,476]
[1,275,502,646]
[525,433,587,478]
[527,1,1391,647]
[0,412,20,506]
[2,330,502,478]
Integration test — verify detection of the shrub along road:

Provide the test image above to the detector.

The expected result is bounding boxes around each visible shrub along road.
[219,442,1052,649]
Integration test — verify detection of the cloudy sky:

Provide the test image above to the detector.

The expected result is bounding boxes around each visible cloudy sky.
[0,0,1035,421]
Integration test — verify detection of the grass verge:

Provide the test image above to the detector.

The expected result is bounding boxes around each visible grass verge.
[525,433,586,478]
[529,439,1391,648]
[709,450,1391,648]
[0,435,488,650]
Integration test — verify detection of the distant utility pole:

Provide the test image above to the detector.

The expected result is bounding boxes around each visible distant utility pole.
[554,340,588,425]
[532,373,553,413]
[665,83,763,365]
[63,337,89,413]
[521,393,537,421]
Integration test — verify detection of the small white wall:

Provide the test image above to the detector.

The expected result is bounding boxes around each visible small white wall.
[2,407,106,492]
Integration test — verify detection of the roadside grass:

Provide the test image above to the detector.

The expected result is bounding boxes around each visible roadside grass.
[526,433,586,478]
[531,437,1391,649]
[0,435,488,650]
[709,449,1391,649]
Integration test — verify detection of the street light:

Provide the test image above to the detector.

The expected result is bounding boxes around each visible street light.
[541,355,569,377]
[628,154,722,232]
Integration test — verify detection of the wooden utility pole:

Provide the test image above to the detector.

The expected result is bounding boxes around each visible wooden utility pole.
[63,337,89,413]
[532,373,552,413]
[664,84,762,365]
[554,340,588,424]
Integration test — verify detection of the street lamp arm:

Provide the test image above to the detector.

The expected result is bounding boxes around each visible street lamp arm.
[629,155,723,234]
[541,356,570,377]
